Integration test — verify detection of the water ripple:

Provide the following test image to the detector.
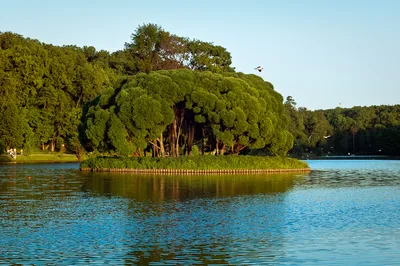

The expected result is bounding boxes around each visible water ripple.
[0,161,400,265]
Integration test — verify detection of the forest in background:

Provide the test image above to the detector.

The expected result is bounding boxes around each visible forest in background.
[1,23,399,157]
[285,96,400,157]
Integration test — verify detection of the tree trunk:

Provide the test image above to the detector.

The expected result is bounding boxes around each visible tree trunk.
[169,104,185,157]
[201,127,205,156]
[350,126,358,154]
[51,138,55,152]
[218,143,226,155]
[234,143,246,155]
[176,125,181,157]
[169,121,177,157]
[76,95,82,108]
[185,122,195,156]
[158,133,165,157]
[152,140,159,157]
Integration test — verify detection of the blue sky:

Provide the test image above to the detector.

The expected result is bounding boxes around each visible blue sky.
[2,0,399,110]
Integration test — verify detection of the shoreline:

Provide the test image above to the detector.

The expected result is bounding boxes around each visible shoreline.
[0,154,80,163]
[0,160,80,164]
[80,167,311,174]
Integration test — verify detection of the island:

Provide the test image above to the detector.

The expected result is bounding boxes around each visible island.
[78,68,308,173]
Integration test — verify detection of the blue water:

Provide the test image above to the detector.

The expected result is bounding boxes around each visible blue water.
[0,160,399,265]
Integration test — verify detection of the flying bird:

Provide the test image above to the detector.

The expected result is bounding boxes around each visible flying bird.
[323,135,331,139]
[255,66,263,72]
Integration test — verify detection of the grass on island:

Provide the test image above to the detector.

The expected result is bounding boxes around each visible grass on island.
[80,155,309,171]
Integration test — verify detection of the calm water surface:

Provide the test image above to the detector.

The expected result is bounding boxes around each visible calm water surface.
[1,160,399,265]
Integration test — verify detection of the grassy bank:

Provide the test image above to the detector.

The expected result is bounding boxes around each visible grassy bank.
[80,155,309,172]
[0,153,80,163]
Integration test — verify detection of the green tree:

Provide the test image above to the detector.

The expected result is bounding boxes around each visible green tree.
[80,70,293,157]
[0,105,25,149]
[186,40,234,72]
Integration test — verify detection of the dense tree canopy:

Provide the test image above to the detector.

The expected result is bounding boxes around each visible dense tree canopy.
[80,70,292,157]
[285,96,400,156]
[0,32,115,154]
[0,24,236,156]
[118,23,235,74]
[2,24,399,158]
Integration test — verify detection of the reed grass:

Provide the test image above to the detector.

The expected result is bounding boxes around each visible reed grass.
[80,155,309,171]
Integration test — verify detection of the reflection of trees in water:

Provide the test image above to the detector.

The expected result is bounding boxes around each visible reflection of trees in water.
[125,243,231,265]
[122,230,289,265]
[86,173,308,202]
[0,167,88,225]
[83,172,309,265]
[0,167,81,202]
[0,168,310,265]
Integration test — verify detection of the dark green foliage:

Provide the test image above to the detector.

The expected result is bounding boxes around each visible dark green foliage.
[80,69,293,157]
[84,107,111,151]
[115,23,234,75]
[22,125,35,156]
[81,155,309,170]
[186,40,234,72]
[107,112,132,156]
[0,31,114,154]
[0,25,237,155]
[5,26,398,159]
[0,105,25,148]
[124,23,188,73]
[285,97,400,156]
[0,140,5,154]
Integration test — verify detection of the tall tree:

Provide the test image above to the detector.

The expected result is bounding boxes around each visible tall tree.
[0,105,25,149]
[186,40,234,72]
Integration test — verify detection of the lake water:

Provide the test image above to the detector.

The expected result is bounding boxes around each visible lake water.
[1,160,399,265]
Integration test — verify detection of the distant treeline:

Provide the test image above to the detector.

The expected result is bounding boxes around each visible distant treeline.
[284,96,400,156]
[1,24,399,157]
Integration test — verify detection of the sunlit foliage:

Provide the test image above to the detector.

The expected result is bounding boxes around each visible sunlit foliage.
[80,70,292,157]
